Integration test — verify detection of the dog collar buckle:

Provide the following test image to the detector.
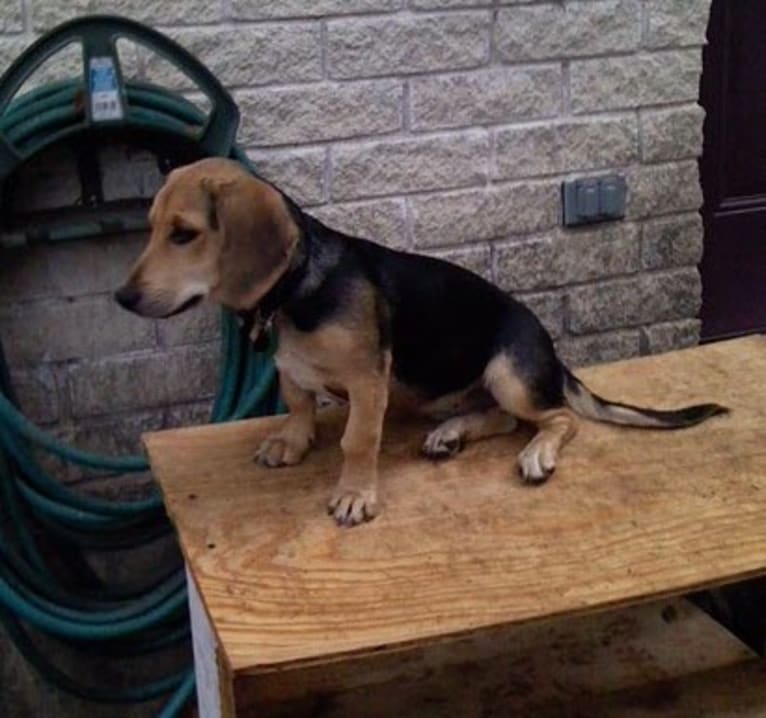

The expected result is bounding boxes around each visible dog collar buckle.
[247,311,273,351]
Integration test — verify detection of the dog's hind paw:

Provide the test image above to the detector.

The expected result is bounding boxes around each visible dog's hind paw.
[517,442,556,484]
[421,427,464,461]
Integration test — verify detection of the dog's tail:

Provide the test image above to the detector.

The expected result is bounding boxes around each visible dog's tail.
[562,367,728,429]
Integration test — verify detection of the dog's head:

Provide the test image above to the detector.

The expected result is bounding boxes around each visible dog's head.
[115,157,299,318]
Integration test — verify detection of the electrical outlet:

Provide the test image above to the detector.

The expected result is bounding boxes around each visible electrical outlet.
[562,174,627,227]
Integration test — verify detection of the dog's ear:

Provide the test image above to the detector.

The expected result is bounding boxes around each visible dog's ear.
[202,175,299,309]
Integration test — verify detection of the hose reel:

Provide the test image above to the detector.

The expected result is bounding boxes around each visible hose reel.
[0,16,280,716]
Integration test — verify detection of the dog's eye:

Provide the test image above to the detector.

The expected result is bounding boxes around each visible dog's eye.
[169,228,199,245]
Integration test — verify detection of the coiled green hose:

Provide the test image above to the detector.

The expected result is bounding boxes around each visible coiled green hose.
[0,77,283,715]
[0,610,192,704]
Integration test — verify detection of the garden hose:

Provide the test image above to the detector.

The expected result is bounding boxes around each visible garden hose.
[0,610,193,704]
[0,16,283,716]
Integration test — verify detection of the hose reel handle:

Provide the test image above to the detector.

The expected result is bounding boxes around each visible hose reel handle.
[0,15,240,170]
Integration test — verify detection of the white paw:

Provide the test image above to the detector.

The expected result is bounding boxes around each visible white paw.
[422,427,464,460]
[517,441,556,484]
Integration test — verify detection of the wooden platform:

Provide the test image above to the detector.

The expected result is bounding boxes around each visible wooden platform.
[238,597,759,717]
[144,335,766,715]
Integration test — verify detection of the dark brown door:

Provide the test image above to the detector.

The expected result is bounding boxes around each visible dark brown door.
[700,0,766,340]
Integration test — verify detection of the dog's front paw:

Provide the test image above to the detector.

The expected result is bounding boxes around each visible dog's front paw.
[254,435,311,468]
[327,488,379,527]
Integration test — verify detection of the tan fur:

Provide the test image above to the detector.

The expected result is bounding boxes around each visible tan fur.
[123,158,298,318]
[262,279,390,525]
[329,354,391,525]
[422,407,518,458]
[204,172,299,310]
[273,280,382,395]
[254,372,315,467]
[484,355,578,482]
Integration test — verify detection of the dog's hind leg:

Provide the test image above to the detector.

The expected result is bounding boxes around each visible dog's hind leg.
[484,353,577,484]
[422,407,518,460]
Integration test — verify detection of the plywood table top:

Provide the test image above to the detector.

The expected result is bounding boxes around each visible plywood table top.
[144,335,766,677]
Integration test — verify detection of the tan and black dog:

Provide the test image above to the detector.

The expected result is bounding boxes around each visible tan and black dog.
[115,158,726,526]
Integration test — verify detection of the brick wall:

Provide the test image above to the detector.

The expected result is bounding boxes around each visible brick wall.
[0,0,712,464]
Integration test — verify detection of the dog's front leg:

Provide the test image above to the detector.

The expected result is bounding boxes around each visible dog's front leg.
[328,363,390,527]
[255,371,315,467]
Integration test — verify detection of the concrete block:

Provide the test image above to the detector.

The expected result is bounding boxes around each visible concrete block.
[494,116,638,180]
[0,1,22,32]
[568,269,702,334]
[495,0,640,62]
[230,0,399,21]
[236,81,403,147]
[327,12,489,79]
[0,295,156,367]
[246,147,326,206]
[8,367,59,424]
[557,329,642,367]
[331,131,488,200]
[68,345,219,417]
[411,66,561,131]
[627,161,702,220]
[410,181,560,247]
[641,319,701,355]
[496,224,640,292]
[143,25,321,90]
[641,214,703,270]
[570,49,701,113]
[32,0,221,29]
[645,0,711,48]
[640,104,705,162]
[312,199,408,249]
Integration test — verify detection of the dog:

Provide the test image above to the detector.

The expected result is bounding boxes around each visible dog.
[115,157,727,527]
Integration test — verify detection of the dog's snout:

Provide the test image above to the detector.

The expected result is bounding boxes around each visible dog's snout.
[114,285,142,311]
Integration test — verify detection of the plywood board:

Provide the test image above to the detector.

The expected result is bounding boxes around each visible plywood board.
[187,565,236,718]
[144,336,766,676]
[236,598,756,715]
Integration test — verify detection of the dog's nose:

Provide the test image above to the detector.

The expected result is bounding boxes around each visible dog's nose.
[114,285,142,311]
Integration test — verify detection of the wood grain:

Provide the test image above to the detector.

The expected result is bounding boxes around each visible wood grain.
[144,336,766,675]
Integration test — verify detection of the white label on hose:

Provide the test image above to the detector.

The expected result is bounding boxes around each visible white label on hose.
[89,56,123,121]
